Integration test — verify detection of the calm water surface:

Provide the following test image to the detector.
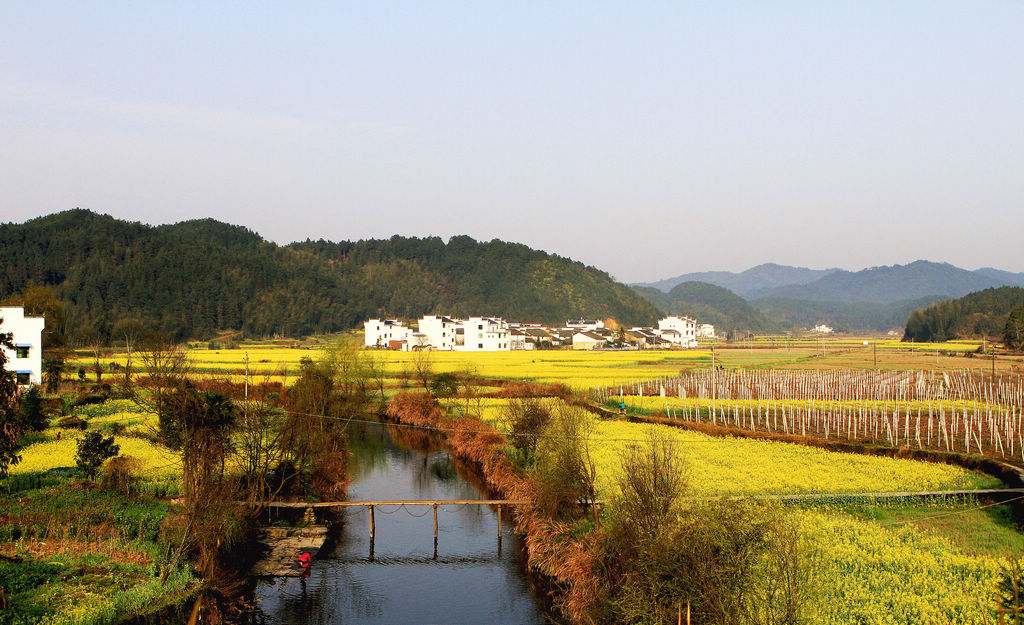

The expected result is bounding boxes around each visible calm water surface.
[248,420,551,624]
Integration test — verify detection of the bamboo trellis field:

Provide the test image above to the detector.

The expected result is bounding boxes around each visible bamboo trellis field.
[596,368,1024,461]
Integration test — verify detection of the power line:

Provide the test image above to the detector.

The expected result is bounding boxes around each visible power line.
[878,494,1024,527]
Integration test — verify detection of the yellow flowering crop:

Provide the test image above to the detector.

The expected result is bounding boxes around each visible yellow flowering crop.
[804,509,1003,624]
[586,418,995,498]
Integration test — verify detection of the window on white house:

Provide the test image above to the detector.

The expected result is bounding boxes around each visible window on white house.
[16,372,30,385]
[15,346,29,359]
[478,344,483,349]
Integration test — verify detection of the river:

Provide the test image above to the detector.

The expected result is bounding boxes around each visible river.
[246,418,553,624]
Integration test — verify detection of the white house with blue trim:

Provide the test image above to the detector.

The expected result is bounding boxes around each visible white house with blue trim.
[0,306,45,386]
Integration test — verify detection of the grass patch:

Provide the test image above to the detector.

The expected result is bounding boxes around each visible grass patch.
[838,500,1024,558]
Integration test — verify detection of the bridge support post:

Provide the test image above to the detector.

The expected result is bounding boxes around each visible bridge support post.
[433,503,438,539]
[497,505,502,538]
[369,505,375,539]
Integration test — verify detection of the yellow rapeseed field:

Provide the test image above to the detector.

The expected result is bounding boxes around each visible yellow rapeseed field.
[586,417,996,498]
[806,509,1004,624]
[12,435,179,482]
[435,399,996,497]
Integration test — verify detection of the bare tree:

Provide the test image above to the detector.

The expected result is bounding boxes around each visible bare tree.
[533,403,599,523]
[363,349,388,411]
[411,348,434,393]
[614,429,688,539]
[113,317,147,388]
[132,333,192,445]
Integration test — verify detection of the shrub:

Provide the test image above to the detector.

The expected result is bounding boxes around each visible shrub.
[71,393,106,408]
[494,381,571,398]
[76,430,120,480]
[532,404,598,520]
[18,386,47,431]
[500,398,551,466]
[611,430,688,539]
[56,415,88,430]
[594,502,816,625]
[998,558,1024,624]
[101,454,142,495]
[429,372,460,398]
[385,391,445,428]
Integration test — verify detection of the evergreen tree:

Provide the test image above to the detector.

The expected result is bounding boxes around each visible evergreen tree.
[1005,304,1024,351]
[18,386,46,431]
[75,431,120,480]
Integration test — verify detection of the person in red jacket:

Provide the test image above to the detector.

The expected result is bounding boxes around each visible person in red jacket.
[297,552,312,569]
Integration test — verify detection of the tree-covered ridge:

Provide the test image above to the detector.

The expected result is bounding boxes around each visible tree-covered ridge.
[902,286,1024,343]
[0,209,660,340]
[633,281,780,336]
[288,235,660,325]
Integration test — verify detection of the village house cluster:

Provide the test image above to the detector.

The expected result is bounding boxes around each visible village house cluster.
[0,306,45,386]
[364,315,715,352]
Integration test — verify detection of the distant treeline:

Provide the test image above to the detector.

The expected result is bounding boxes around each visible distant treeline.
[0,209,659,341]
[754,295,943,334]
[902,286,1024,344]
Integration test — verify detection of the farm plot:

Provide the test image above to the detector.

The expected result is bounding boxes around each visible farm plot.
[599,368,1024,460]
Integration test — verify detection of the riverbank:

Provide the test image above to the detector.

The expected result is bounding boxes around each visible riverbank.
[383,391,596,622]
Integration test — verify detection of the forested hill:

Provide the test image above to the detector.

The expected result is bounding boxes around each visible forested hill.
[902,286,1024,343]
[632,282,781,336]
[0,209,660,339]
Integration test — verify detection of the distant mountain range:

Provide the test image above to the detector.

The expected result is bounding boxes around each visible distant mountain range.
[634,261,1024,334]
[746,261,1024,303]
[640,261,1024,302]
[638,263,841,297]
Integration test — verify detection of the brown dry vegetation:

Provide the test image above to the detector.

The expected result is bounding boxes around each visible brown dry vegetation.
[1,539,153,566]
[384,390,608,623]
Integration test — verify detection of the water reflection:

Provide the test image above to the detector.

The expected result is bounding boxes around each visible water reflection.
[247,418,550,625]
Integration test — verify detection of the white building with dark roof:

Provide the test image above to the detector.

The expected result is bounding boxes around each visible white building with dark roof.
[657,316,698,348]
[697,323,716,339]
[364,319,411,348]
[418,315,461,351]
[459,317,510,351]
[572,331,607,350]
[567,319,604,332]
[0,306,45,386]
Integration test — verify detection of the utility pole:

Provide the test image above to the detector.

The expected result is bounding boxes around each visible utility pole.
[244,351,249,402]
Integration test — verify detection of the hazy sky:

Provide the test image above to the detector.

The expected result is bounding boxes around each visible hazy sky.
[2,2,1022,282]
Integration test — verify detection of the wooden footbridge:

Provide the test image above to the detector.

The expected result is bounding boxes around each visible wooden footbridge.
[261,488,1024,540]
[264,499,530,539]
